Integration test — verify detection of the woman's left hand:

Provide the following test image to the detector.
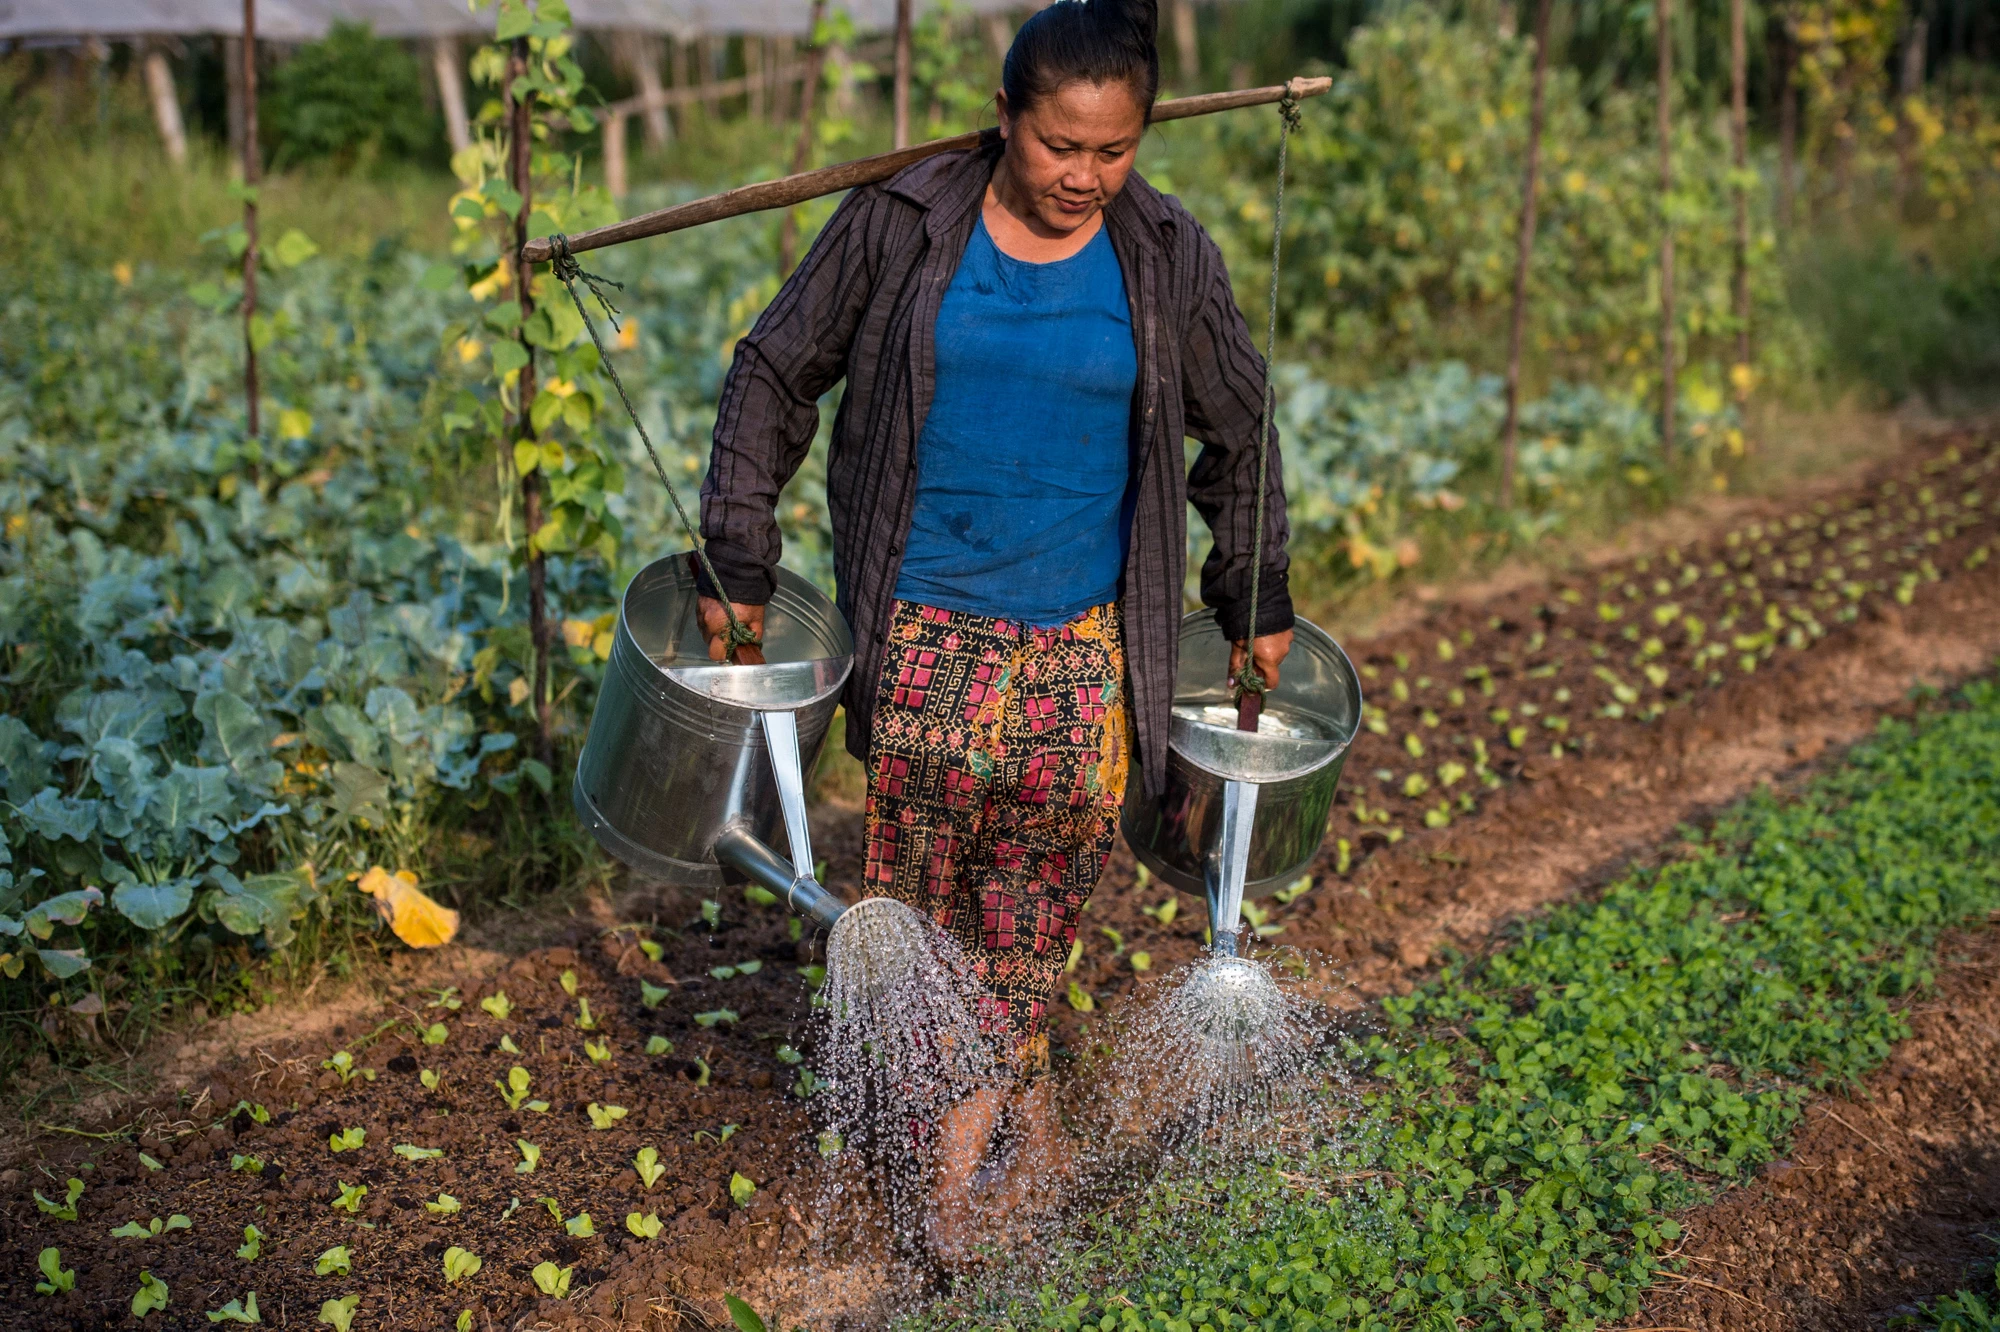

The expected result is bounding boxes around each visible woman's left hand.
[1230,628,1294,691]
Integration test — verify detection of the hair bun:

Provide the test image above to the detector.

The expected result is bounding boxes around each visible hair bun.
[1002,0,1162,120]
[1095,0,1158,48]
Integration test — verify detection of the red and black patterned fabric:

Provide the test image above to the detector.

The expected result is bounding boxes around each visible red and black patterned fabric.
[863,599,1131,1075]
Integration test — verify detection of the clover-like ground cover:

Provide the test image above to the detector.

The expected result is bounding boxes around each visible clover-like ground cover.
[921,673,2000,1331]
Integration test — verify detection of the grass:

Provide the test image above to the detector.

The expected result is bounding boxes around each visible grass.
[915,670,2000,1330]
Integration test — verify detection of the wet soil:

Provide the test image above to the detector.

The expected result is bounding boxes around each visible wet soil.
[4,430,1999,1330]
[1627,917,2000,1330]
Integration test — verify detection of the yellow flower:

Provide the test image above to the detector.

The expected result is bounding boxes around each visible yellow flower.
[457,337,484,364]
[277,408,313,440]
[544,378,578,398]
[613,319,640,352]
[561,618,596,648]
[112,261,134,287]
[1728,362,1757,397]
[468,265,510,301]
[1564,170,1587,194]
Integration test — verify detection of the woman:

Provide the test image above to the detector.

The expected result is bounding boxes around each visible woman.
[695,0,1294,1256]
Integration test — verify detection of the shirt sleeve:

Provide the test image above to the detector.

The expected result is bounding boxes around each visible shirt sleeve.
[698,187,885,604]
[1178,220,1295,643]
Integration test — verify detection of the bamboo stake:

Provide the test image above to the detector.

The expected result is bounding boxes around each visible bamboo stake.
[241,0,260,445]
[1498,0,1553,513]
[524,76,1332,264]
[892,0,913,149]
[508,35,554,767]
[1729,0,1750,376]
[778,0,831,276]
[1655,0,1676,457]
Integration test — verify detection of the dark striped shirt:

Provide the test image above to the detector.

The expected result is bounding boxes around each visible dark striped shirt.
[700,139,1293,799]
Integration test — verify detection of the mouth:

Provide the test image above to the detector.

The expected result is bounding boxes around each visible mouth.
[1051,195,1096,216]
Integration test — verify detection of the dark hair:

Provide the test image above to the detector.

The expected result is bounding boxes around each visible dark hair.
[1001,0,1160,124]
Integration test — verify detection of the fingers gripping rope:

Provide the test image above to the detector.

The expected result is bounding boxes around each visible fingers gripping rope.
[1233,92,1301,708]
[547,234,761,660]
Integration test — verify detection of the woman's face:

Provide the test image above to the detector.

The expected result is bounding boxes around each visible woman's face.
[995,80,1148,234]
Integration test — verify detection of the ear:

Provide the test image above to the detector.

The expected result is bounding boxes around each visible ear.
[995,89,1012,139]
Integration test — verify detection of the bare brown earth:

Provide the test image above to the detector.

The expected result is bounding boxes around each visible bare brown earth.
[1627,917,2000,1330]
[3,429,1998,1330]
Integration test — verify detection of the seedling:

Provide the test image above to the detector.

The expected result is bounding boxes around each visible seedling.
[393,1144,442,1161]
[711,959,764,980]
[1067,980,1095,1012]
[205,1291,260,1324]
[1240,901,1283,939]
[584,1038,613,1065]
[1273,874,1314,905]
[774,1044,803,1065]
[587,1102,628,1129]
[796,964,826,991]
[691,1056,712,1086]
[634,1146,666,1190]
[817,1131,843,1159]
[420,1069,441,1091]
[639,981,670,1009]
[227,1100,272,1125]
[456,1311,473,1332]
[321,1051,374,1085]
[236,1225,263,1261]
[328,1127,365,1152]
[317,1295,359,1332]
[1130,951,1152,972]
[537,1196,563,1223]
[138,1153,164,1171]
[1064,939,1084,973]
[111,1215,191,1239]
[1098,926,1125,956]
[330,1183,367,1214]
[1140,897,1179,926]
[35,1247,74,1295]
[694,1009,738,1028]
[422,1022,449,1046]
[426,1194,461,1216]
[724,1294,769,1332]
[626,1211,663,1239]
[34,1177,83,1220]
[575,996,597,1030]
[496,1066,532,1110]
[315,1246,353,1277]
[694,1123,739,1146]
[793,1068,827,1099]
[638,937,664,961]
[729,1172,757,1207]
[131,1270,170,1318]
[700,899,722,931]
[479,991,514,1020]
[442,1246,482,1284]
[515,1140,541,1174]
[499,1034,523,1054]
[563,1211,595,1237]
[428,987,463,1011]
[645,1036,673,1055]
[742,884,778,908]
[559,968,579,996]
[531,1261,573,1298]
[231,1154,265,1174]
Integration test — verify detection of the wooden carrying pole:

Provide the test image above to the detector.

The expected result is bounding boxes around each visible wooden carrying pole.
[523,76,1333,264]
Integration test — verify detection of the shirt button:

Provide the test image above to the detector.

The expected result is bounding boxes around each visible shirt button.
[889,543,902,556]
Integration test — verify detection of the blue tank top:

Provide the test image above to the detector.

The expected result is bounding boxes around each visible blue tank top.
[893,214,1137,627]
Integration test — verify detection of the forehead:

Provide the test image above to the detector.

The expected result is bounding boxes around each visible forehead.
[1023,80,1148,144]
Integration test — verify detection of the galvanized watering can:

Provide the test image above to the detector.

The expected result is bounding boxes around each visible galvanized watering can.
[1122,610,1362,960]
[573,552,853,928]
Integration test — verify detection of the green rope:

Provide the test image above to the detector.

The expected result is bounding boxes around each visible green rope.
[1234,91,1302,706]
[546,234,761,659]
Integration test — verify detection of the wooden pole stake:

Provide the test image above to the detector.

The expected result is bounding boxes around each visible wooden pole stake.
[1655,0,1676,457]
[1498,0,1553,513]
[1730,0,1751,377]
[241,0,260,445]
[508,34,554,767]
[893,0,913,149]
[779,0,831,275]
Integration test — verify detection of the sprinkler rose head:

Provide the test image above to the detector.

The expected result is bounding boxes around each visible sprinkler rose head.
[825,896,932,1000]
[1177,953,1285,1047]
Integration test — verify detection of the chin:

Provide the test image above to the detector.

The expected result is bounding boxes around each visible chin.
[1040,205,1097,232]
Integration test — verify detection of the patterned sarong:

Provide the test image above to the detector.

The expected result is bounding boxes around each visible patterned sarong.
[863,600,1131,1074]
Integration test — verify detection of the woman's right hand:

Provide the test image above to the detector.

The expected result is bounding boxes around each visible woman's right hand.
[696,596,767,665]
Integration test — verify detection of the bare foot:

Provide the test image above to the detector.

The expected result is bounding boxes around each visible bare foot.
[926,1086,1005,1270]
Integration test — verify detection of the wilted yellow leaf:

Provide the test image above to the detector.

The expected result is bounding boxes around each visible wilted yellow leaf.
[277,408,313,440]
[508,677,531,707]
[356,867,460,949]
[457,337,484,365]
[561,619,595,648]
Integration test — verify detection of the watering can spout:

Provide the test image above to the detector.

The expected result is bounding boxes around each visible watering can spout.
[710,709,849,932]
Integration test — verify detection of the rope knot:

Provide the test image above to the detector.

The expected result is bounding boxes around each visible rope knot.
[1278,91,1303,134]
[548,232,627,333]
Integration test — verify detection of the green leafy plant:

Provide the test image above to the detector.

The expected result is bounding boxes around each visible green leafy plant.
[626,1210,663,1239]
[559,968,579,996]
[574,995,597,1030]
[496,1065,532,1110]
[329,1183,367,1215]
[515,1139,541,1174]
[111,1215,191,1239]
[205,1291,260,1324]
[228,1100,272,1125]
[442,1246,482,1284]
[583,1037,612,1064]
[480,991,513,1020]
[321,1051,373,1085]
[328,1127,365,1152]
[694,1009,738,1028]
[725,1294,769,1332]
[230,1154,265,1174]
[394,1143,442,1161]
[563,1211,594,1237]
[318,1295,359,1332]
[131,1270,170,1318]
[728,1172,757,1207]
[586,1102,627,1129]
[638,980,670,1009]
[420,1069,441,1091]
[235,1226,262,1261]
[138,1153,164,1172]
[421,1022,448,1045]
[644,1035,672,1055]
[33,1178,83,1220]
[634,1146,666,1190]
[426,1194,462,1216]
[34,1247,75,1295]
[314,1246,352,1277]
[531,1261,573,1298]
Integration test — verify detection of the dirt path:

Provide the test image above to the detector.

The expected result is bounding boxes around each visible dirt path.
[1627,916,2000,1329]
[4,429,1998,1330]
